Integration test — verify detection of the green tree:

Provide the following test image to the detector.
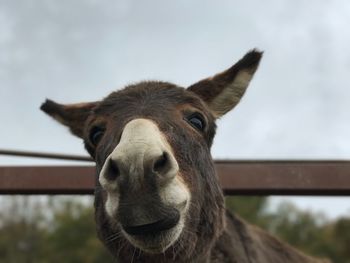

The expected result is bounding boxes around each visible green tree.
[226,196,349,263]
[331,218,350,263]
[0,197,48,263]
[268,202,334,261]
[44,200,113,263]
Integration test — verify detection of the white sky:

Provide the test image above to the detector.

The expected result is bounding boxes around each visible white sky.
[0,0,349,219]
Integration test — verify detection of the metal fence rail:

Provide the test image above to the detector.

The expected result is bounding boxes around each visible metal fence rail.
[1,161,350,195]
[0,149,92,162]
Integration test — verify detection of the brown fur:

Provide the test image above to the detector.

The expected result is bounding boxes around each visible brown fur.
[41,50,331,263]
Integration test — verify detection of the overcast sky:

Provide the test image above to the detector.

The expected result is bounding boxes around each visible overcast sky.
[0,0,349,219]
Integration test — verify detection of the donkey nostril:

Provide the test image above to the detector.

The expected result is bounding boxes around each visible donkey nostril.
[105,160,120,181]
[153,152,169,173]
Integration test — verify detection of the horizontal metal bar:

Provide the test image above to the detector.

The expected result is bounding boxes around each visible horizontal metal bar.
[0,161,350,195]
[0,149,92,162]
[0,166,95,195]
[216,160,350,195]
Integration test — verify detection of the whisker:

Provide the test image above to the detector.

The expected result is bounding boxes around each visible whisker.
[130,247,136,263]
[137,248,142,259]
[104,230,124,244]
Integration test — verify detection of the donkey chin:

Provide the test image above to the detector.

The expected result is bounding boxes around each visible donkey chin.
[107,189,190,254]
[121,209,186,254]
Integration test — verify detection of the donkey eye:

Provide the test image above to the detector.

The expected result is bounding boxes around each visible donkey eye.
[89,127,105,146]
[186,113,206,131]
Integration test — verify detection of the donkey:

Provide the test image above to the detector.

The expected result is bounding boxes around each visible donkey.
[41,50,330,263]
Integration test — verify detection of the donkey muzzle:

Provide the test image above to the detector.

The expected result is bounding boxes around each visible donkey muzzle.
[122,210,180,236]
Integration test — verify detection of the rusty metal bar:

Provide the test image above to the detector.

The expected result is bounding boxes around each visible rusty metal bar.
[0,149,92,162]
[216,160,350,195]
[0,161,349,195]
[0,166,95,195]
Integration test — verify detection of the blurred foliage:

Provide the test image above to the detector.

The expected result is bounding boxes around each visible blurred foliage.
[226,196,350,263]
[0,196,349,262]
[0,196,113,263]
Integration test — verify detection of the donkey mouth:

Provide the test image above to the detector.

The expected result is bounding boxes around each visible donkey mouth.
[122,212,180,236]
[115,193,189,252]
[119,209,183,253]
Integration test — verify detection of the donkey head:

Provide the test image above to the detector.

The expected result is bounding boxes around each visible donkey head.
[41,50,262,260]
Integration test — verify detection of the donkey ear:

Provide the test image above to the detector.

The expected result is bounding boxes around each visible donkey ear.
[40,99,98,138]
[188,49,263,118]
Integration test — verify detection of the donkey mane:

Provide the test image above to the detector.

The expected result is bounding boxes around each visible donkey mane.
[41,50,331,263]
